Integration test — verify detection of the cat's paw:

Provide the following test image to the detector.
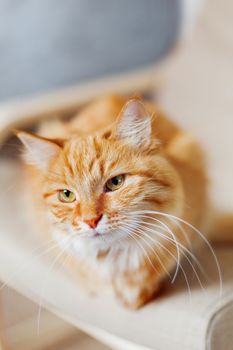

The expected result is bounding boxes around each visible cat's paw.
[114,281,160,309]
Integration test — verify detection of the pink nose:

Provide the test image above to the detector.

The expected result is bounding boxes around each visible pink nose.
[83,214,103,229]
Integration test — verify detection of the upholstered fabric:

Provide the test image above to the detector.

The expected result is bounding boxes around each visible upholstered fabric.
[0,0,180,101]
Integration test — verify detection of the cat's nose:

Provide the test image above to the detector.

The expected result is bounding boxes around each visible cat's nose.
[83,214,103,229]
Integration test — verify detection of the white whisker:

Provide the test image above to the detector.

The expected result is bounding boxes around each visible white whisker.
[125,213,181,283]
[37,236,72,334]
[138,227,207,295]
[129,210,222,297]
[121,224,193,303]
[123,222,171,279]
[124,217,208,281]
[121,227,159,274]
[0,237,67,293]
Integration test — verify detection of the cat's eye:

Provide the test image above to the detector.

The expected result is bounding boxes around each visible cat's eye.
[105,175,125,192]
[58,189,76,203]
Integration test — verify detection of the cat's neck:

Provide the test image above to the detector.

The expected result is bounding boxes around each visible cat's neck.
[53,227,147,276]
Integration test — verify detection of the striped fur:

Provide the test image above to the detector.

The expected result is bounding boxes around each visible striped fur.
[17,95,207,308]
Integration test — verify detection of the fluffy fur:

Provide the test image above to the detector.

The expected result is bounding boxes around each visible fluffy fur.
[17,95,208,308]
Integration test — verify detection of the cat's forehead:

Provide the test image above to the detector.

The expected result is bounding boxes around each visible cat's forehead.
[66,135,113,164]
[67,134,109,157]
[62,135,131,180]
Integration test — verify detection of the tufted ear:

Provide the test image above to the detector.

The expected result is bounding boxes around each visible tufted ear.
[115,99,152,148]
[15,131,62,171]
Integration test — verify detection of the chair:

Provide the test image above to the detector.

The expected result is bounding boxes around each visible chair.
[1,0,233,349]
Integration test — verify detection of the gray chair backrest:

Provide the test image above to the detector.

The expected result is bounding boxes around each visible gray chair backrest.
[0,0,180,100]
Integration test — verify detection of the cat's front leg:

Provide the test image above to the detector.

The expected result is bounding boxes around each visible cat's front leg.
[113,269,162,309]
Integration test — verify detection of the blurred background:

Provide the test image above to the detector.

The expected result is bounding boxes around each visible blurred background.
[0,0,181,101]
[0,0,232,349]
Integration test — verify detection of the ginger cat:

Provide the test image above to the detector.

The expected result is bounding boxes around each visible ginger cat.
[16,95,208,309]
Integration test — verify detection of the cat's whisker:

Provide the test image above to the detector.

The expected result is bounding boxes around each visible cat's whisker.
[125,213,181,283]
[121,227,159,275]
[37,237,72,335]
[123,223,172,279]
[170,219,193,251]
[121,226,193,303]
[154,240,193,304]
[0,237,68,292]
[170,219,197,278]
[135,226,207,295]
[130,210,222,297]
[140,230,193,302]
[124,217,207,281]
[124,222,195,301]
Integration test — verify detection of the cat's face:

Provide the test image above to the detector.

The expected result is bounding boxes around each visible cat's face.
[18,100,182,250]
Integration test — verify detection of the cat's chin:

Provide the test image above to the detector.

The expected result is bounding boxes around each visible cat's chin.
[81,229,127,249]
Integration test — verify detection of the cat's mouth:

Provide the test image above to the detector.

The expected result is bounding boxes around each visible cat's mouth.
[84,228,106,239]
[92,230,101,238]
[76,224,127,243]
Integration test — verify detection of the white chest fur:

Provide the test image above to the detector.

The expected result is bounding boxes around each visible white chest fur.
[52,228,144,281]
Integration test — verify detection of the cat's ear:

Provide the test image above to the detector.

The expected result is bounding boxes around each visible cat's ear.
[15,131,62,171]
[114,99,152,148]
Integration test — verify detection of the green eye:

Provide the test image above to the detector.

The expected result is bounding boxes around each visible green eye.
[105,175,125,192]
[58,190,76,203]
